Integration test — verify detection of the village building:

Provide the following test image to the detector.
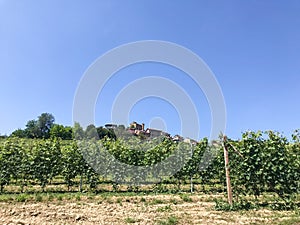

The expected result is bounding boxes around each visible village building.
[128,121,170,139]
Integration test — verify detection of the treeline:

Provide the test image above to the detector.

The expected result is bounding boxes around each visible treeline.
[0,131,299,206]
[9,113,117,140]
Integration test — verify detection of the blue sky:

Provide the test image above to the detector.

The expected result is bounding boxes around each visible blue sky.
[1,0,300,140]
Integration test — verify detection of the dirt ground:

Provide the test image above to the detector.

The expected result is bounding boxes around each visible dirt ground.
[0,195,298,225]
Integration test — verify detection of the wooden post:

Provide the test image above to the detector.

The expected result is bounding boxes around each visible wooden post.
[190,143,193,193]
[79,174,83,192]
[223,135,233,205]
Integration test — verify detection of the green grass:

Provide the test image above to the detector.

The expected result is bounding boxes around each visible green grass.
[34,194,43,202]
[47,194,54,201]
[150,199,166,205]
[57,195,63,201]
[0,192,101,203]
[169,198,178,205]
[156,205,172,212]
[0,194,14,202]
[124,217,141,223]
[16,194,28,202]
[157,216,178,225]
[75,194,81,201]
[179,194,193,202]
[116,197,123,205]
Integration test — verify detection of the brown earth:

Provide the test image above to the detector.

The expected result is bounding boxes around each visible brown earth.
[0,195,298,225]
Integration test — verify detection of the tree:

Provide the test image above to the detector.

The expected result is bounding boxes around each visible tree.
[85,124,98,139]
[10,129,27,138]
[25,119,40,138]
[37,113,55,138]
[0,134,7,139]
[73,122,84,140]
[118,125,126,130]
[96,126,116,140]
[50,124,73,140]
[23,113,55,139]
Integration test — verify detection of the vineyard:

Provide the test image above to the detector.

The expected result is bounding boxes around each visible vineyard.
[0,130,299,210]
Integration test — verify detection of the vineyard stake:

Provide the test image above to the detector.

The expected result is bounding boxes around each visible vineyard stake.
[222,135,233,205]
[190,143,194,193]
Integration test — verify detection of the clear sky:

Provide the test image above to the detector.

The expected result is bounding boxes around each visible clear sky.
[1,0,300,140]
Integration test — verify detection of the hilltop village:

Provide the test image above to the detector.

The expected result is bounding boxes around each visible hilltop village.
[105,121,198,145]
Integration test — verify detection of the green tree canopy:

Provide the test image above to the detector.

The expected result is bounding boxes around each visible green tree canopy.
[25,119,40,138]
[73,122,84,140]
[85,124,98,139]
[50,124,73,140]
[10,129,27,138]
[11,113,55,139]
[96,126,116,140]
[37,113,55,138]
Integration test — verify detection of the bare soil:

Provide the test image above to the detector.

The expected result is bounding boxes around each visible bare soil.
[0,195,298,225]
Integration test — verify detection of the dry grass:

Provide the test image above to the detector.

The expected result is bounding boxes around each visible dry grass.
[0,194,299,225]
